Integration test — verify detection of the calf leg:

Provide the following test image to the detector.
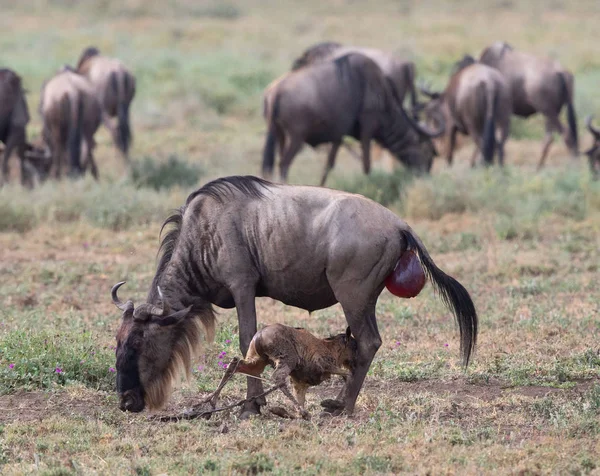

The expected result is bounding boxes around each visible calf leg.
[273,364,309,420]
[279,135,303,183]
[446,125,458,166]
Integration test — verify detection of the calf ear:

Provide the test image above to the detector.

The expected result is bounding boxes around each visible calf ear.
[345,326,352,341]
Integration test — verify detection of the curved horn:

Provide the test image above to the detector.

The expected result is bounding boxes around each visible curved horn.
[417,81,439,99]
[132,286,170,321]
[111,281,134,314]
[403,106,446,138]
[586,115,600,139]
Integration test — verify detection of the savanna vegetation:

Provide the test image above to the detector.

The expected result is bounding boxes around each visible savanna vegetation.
[1,0,599,474]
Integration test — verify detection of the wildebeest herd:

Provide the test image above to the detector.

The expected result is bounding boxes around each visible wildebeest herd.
[3,39,597,419]
[0,47,134,186]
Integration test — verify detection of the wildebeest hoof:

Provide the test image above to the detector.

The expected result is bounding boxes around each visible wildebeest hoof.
[269,406,295,419]
[320,398,344,415]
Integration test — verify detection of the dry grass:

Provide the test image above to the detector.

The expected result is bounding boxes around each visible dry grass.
[1,1,600,474]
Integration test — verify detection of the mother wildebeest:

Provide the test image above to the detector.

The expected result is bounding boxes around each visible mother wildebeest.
[77,47,135,161]
[262,53,443,185]
[111,176,477,417]
[420,55,511,166]
[479,42,578,169]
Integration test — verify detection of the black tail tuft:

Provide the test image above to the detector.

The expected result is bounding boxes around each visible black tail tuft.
[116,73,132,157]
[64,93,83,177]
[401,229,478,366]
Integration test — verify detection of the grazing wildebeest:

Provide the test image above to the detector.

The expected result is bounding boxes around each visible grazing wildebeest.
[262,53,444,185]
[420,55,511,166]
[292,43,418,111]
[40,67,102,179]
[0,69,36,187]
[208,324,357,419]
[76,47,136,160]
[479,42,578,168]
[111,176,478,417]
[585,116,600,178]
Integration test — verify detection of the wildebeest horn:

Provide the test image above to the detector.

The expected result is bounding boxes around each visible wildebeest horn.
[404,107,446,138]
[111,281,134,314]
[132,286,170,321]
[418,81,440,99]
[586,115,600,139]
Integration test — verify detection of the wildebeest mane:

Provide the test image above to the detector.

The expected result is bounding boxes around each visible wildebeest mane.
[77,47,100,70]
[152,176,274,296]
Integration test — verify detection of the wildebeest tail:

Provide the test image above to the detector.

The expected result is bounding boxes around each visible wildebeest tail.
[261,93,280,178]
[482,84,498,165]
[114,72,132,157]
[400,229,478,366]
[404,62,418,115]
[559,71,578,154]
[64,93,83,177]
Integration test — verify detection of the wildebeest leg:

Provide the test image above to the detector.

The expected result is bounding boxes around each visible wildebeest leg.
[360,119,378,175]
[84,138,99,181]
[279,135,303,183]
[233,287,266,418]
[273,364,310,420]
[320,141,341,187]
[1,138,15,185]
[447,125,458,166]
[497,125,509,167]
[538,114,563,170]
[331,302,381,415]
[291,379,309,408]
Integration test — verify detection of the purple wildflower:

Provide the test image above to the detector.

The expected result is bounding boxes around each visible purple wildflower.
[444,343,449,347]
[55,367,63,374]
[225,339,231,344]
[80,360,85,364]
[218,351,227,359]
[109,367,116,373]
[395,341,401,347]
[197,365,205,372]
[8,363,14,369]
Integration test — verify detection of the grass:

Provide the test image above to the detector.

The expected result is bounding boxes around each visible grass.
[1,0,600,474]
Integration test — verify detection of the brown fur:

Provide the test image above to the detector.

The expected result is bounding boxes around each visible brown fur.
[77,48,136,159]
[225,324,356,417]
[422,60,511,166]
[40,68,102,179]
[479,41,578,167]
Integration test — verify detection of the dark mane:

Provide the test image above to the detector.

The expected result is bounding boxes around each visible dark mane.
[185,175,273,205]
[452,55,476,75]
[150,176,274,299]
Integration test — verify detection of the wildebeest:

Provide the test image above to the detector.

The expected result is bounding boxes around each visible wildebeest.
[420,55,511,166]
[585,116,600,178]
[40,67,102,179]
[209,324,357,419]
[111,176,477,417]
[76,47,136,160]
[262,53,444,185]
[0,69,36,187]
[479,42,578,168]
[292,42,418,111]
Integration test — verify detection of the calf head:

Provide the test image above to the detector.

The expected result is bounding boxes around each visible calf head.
[111,281,212,412]
[324,327,358,370]
[585,116,600,178]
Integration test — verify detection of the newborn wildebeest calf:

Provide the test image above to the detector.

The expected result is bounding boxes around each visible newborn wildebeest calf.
[209,324,357,419]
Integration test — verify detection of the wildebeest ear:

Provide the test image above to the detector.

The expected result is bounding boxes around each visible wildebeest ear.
[345,326,352,341]
[151,306,192,327]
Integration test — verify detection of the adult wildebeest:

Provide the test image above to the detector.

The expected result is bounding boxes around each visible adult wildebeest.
[40,67,102,179]
[420,55,511,166]
[292,42,418,111]
[77,47,136,160]
[111,176,478,417]
[479,42,578,169]
[0,69,36,187]
[262,53,444,185]
[585,116,600,178]
[209,324,357,419]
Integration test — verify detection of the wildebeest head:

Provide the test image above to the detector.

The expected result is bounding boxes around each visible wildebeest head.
[111,281,208,413]
[585,116,600,178]
[324,327,358,370]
